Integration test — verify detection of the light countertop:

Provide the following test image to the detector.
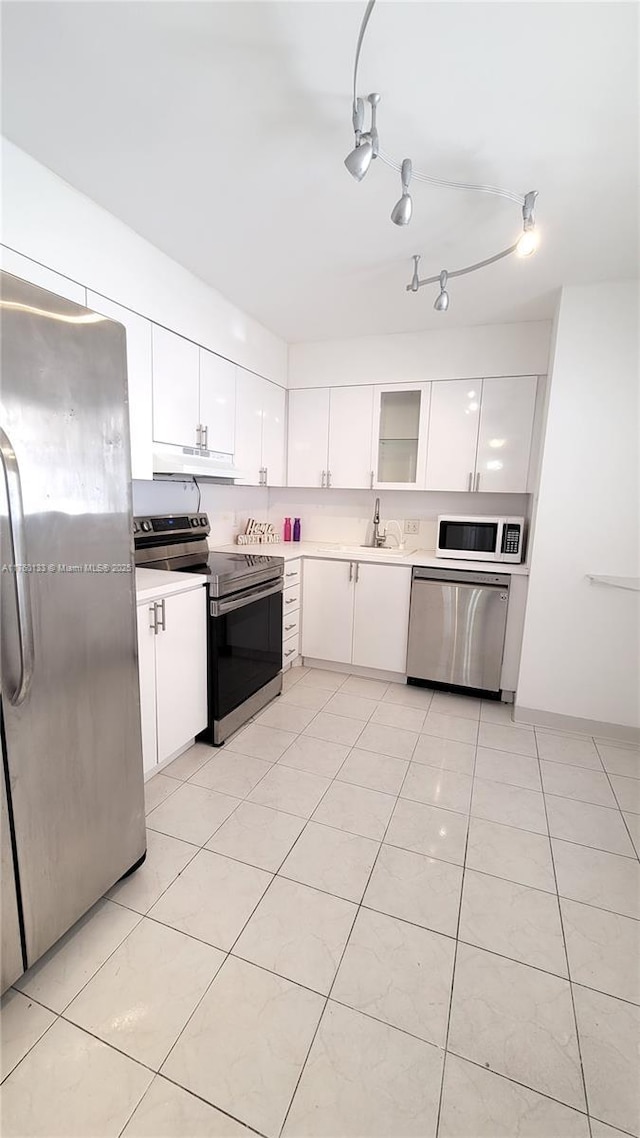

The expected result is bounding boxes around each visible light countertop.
[135,567,207,602]
[210,541,530,575]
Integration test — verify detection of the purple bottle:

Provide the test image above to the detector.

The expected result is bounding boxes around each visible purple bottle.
[293,517,301,542]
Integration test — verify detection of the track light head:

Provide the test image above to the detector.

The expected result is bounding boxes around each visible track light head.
[517,189,539,256]
[409,255,420,293]
[345,136,374,181]
[391,159,413,226]
[434,270,449,311]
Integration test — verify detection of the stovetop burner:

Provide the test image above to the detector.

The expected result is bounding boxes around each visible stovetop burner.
[133,512,284,598]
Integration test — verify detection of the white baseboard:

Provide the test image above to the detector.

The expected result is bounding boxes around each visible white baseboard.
[302,658,406,685]
[514,706,640,745]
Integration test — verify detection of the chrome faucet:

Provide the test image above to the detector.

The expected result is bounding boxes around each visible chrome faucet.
[371,497,386,548]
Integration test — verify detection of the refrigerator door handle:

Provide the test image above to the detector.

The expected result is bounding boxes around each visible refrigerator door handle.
[0,426,35,705]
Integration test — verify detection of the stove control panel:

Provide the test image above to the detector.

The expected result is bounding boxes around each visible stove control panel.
[133,513,210,542]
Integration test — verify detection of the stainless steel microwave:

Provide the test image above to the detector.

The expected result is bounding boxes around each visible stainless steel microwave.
[436,515,525,563]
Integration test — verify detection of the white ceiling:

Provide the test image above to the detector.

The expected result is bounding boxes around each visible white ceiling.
[2,2,638,343]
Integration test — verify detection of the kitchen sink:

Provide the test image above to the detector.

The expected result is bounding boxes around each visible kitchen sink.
[316,544,414,557]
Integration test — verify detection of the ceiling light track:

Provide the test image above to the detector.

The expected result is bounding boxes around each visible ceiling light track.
[345,0,540,312]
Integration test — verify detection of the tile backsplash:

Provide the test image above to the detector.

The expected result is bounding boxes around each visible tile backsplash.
[134,479,529,550]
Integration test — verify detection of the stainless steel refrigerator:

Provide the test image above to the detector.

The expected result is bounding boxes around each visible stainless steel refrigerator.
[1,272,146,994]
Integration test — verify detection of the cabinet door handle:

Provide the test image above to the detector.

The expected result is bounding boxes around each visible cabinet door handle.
[284,623,296,631]
[149,604,158,634]
[369,471,374,490]
[156,599,166,632]
[284,647,296,657]
[327,470,332,488]
[355,562,360,583]
[321,470,326,488]
[196,424,202,447]
[263,466,268,484]
[349,561,353,582]
[203,425,208,450]
[468,471,473,491]
[475,472,480,492]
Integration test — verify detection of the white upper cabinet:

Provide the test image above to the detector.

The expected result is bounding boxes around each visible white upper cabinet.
[87,292,153,481]
[425,381,481,491]
[261,380,286,486]
[475,376,537,493]
[352,563,412,673]
[152,326,199,448]
[328,386,374,489]
[425,376,538,493]
[287,388,331,487]
[371,383,431,490]
[199,349,235,455]
[287,386,374,489]
[235,368,265,484]
[235,367,286,485]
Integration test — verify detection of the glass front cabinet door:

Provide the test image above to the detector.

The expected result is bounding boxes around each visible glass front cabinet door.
[371,383,430,490]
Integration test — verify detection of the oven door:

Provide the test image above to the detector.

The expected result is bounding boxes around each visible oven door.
[437,518,500,561]
[208,579,283,726]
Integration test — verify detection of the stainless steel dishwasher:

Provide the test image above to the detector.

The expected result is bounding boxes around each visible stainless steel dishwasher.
[407,567,510,694]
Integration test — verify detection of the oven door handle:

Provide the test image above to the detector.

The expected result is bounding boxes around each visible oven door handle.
[210,579,283,617]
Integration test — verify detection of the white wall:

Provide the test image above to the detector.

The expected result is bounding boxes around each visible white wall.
[517,280,640,735]
[1,138,287,385]
[289,322,552,388]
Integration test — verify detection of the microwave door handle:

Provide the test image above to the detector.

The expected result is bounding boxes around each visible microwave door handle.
[0,426,35,706]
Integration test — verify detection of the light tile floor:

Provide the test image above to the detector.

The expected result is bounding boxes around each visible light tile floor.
[2,666,639,1138]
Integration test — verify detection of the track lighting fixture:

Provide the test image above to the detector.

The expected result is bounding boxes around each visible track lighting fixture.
[344,92,380,181]
[434,271,449,312]
[346,0,541,312]
[390,159,413,226]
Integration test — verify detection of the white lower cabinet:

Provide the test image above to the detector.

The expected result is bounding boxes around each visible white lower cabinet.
[136,586,207,774]
[302,558,412,673]
[352,562,412,673]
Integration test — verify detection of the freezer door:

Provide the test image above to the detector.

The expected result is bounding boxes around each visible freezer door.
[407,578,509,692]
[0,273,145,969]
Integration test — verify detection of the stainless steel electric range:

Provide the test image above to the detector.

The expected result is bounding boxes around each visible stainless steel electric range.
[134,513,284,744]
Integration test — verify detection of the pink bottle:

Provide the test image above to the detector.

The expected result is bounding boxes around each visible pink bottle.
[283,517,292,542]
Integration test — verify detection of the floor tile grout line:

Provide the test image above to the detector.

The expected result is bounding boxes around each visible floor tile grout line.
[154,1071,271,1138]
[597,757,640,863]
[443,1046,596,1125]
[434,735,479,1138]
[534,731,593,1135]
[276,728,417,1138]
[0,1007,60,1085]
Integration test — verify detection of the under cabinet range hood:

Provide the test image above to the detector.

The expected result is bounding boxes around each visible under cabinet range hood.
[152,442,242,481]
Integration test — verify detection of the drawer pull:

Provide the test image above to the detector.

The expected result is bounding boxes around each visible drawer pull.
[285,597,297,604]
[284,647,296,657]
[284,623,296,631]
[285,571,297,577]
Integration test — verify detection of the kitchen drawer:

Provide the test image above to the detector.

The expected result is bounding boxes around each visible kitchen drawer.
[283,560,301,589]
[283,582,301,613]
[282,609,301,640]
[283,630,301,667]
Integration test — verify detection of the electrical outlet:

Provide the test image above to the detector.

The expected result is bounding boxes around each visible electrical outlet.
[404,519,420,535]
